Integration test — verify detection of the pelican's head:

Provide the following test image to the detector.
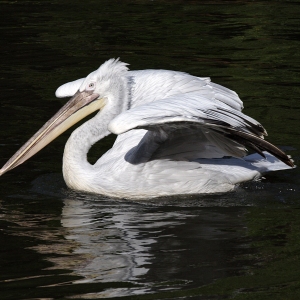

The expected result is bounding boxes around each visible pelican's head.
[0,59,129,176]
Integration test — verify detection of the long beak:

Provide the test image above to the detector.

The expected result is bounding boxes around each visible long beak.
[0,90,105,176]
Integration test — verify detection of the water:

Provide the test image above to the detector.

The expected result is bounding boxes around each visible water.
[1,0,300,299]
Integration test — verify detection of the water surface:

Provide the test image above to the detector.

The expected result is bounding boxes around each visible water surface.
[0,0,300,299]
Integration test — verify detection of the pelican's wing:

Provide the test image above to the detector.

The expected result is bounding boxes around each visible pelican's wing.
[55,78,85,98]
[129,70,244,111]
[109,93,293,167]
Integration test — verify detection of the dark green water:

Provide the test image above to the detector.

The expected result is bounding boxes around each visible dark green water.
[0,0,300,299]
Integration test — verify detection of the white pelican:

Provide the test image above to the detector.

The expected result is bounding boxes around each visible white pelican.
[0,59,294,198]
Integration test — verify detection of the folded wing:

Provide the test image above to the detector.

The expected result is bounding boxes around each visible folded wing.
[109,93,294,167]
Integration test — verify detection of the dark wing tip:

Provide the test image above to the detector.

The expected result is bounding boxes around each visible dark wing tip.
[217,127,295,168]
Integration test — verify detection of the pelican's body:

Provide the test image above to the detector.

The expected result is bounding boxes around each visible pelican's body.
[0,59,294,198]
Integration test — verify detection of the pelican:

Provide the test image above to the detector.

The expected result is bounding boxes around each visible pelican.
[0,59,294,198]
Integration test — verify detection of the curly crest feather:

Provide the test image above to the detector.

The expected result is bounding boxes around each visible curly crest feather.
[96,58,129,80]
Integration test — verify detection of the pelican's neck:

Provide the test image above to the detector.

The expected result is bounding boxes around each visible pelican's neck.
[62,75,132,193]
[62,113,109,192]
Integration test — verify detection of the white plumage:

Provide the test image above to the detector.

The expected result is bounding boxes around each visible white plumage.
[0,59,294,198]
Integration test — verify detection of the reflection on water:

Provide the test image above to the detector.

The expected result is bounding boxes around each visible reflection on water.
[61,198,156,283]
[1,172,299,298]
[0,184,251,298]
[58,193,250,291]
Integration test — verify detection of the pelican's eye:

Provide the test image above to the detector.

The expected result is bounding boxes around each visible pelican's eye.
[86,82,95,91]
